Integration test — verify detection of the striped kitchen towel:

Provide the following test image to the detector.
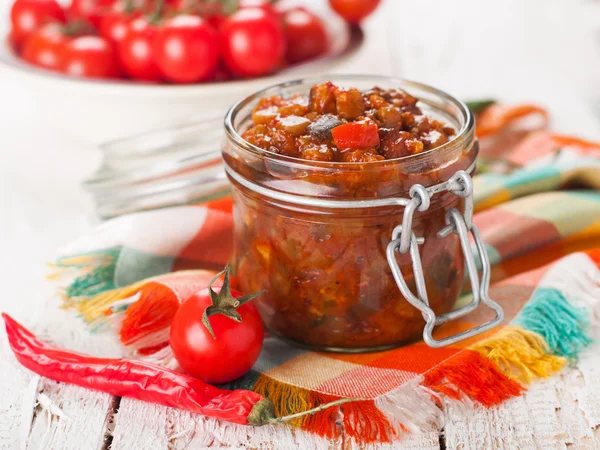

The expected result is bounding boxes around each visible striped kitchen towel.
[50,128,600,443]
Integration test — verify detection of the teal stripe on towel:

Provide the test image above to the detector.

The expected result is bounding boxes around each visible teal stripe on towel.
[512,288,592,360]
[57,246,122,298]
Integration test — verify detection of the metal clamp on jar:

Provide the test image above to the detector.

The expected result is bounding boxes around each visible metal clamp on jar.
[386,170,503,348]
[223,75,504,352]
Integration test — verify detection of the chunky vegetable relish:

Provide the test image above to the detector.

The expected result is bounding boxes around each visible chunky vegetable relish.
[226,80,476,350]
[242,81,456,162]
[233,197,464,350]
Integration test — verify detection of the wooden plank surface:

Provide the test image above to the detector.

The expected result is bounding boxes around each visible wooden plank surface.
[1,0,600,449]
[6,305,122,450]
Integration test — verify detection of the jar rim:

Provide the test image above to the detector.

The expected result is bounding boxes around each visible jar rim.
[223,74,475,168]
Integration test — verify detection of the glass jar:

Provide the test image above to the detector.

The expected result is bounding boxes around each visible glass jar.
[83,116,228,219]
[222,76,501,352]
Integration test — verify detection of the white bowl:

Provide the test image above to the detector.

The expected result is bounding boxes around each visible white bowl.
[0,9,361,146]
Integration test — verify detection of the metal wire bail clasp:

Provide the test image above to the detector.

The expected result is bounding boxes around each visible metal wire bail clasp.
[386,170,504,348]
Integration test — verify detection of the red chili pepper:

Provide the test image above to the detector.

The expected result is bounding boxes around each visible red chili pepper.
[331,121,380,150]
[1,313,275,425]
[3,313,364,427]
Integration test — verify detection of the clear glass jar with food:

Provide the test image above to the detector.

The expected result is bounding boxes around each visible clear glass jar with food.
[222,76,502,352]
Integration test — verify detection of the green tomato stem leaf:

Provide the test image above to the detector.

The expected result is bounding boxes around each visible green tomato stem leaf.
[202,264,267,338]
[235,290,268,307]
[202,306,218,339]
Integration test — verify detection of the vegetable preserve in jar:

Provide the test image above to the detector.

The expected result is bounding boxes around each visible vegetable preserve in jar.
[222,76,502,351]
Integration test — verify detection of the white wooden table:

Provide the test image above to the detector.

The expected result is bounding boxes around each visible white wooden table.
[1,0,600,448]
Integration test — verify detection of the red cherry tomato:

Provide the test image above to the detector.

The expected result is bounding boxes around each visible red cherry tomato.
[141,0,177,16]
[169,272,264,384]
[166,0,225,30]
[165,0,183,7]
[332,121,380,149]
[68,0,116,28]
[207,62,234,82]
[281,7,328,64]
[8,31,21,53]
[152,15,219,84]
[205,13,226,31]
[59,35,119,79]
[118,17,162,81]
[10,0,66,49]
[221,8,284,77]
[21,22,68,70]
[99,3,140,45]
[328,0,381,23]
[238,0,277,17]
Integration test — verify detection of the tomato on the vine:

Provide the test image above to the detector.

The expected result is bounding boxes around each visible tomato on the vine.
[166,0,226,30]
[281,7,327,64]
[118,17,162,81]
[68,0,116,28]
[205,13,226,31]
[9,0,335,84]
[10,0,66,49]
[8,31,20,52]
[59,35,119,79]
[207,63,234,82]
[99,2,141,45]
[221,8,284,77]
[21,22,68,70]
[238,0,277,18]
[169,266,265,384]
[153,15,219,84]
[328,0,381,24]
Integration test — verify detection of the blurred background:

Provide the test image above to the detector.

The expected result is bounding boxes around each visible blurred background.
[1,0,600,318]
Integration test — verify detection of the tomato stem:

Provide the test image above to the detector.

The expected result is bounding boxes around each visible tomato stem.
[124,0,135,14]
[202,264,266,339]
[149,0,166,24]
[210,0,239,16]
[62,20,94,37]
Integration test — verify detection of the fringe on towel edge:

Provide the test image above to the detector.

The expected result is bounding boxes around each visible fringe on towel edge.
[52,251,597,443]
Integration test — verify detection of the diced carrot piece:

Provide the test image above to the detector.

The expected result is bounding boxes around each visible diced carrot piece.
[331,122,380,149]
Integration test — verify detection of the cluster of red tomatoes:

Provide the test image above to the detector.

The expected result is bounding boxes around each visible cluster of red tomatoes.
[9,0,381,84]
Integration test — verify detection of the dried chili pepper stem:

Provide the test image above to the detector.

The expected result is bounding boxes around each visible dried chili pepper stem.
[201,264,266,339]
[252,397,368,426]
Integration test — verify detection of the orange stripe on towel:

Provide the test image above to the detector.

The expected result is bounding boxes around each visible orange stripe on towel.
[422,350,523,406]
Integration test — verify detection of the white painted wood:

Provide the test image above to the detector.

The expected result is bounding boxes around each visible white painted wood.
[0,327,38,450]
[110,400,171,450]
[523,380,568,450]
[445,338,600,449]
[555,371,596,447]
[111,400,442,450]
[4,298,124,450]
[1,0,600,448]
[111,403,342,450]
[27,381,114,450]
